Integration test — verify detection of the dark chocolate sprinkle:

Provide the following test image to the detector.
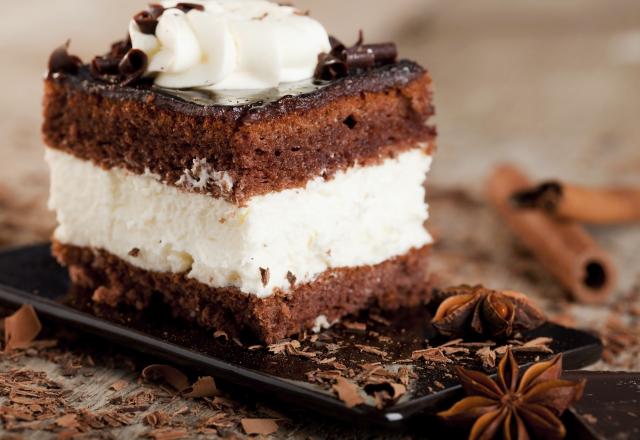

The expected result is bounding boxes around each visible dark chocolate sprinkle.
[174,3,205,12]
[48,42,82,77]
[134,10,159,35]
[148,3,166,19]
[119,49,149,86]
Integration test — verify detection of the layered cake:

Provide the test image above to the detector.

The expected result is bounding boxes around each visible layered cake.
[44,0,437,343]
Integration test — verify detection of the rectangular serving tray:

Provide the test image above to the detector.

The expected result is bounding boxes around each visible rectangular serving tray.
[0,244,603,429]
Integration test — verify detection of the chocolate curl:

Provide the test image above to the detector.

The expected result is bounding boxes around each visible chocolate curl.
[175,3,205,12]
[133,10,159,35]
[110,38,132,59]
[329,35,345,51]
[363,43,397,65]
[487,164,617,304]
[91,56,119,77]
[343,46,376,69]
[118,49,148,86]
[48,41,82,77]
[513,181,640,225]
[148,3,166,18]
[314,53,347,81]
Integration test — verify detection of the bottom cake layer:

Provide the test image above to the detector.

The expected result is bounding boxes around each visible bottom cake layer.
[53,242,432,343]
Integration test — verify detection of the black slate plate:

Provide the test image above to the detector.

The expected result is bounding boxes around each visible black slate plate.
[563,371,640,440]
[0,244,603,429]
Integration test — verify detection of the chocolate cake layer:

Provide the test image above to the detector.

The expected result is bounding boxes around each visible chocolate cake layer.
[53,242,432,343]
[43,61,435,204]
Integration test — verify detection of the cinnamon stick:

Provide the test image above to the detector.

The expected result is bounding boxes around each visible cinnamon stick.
[487,165,617,304]
[512,181,640,225]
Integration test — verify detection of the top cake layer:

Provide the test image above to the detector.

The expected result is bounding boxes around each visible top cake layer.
[43,61,435,204]
[43,1,435,204]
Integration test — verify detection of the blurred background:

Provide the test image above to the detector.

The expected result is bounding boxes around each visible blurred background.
[0,0,639,246]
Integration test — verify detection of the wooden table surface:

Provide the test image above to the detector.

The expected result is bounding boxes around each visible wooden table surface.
[1,1,639,438]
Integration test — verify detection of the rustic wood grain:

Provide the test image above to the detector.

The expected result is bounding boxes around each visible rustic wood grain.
[1,0,639,438]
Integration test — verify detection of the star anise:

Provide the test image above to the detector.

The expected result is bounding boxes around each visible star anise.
[439,349,585,440]
[432,285,546,338]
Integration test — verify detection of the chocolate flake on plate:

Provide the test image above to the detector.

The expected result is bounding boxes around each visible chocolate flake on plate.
[332,377,365,408]
[354,344,388,359]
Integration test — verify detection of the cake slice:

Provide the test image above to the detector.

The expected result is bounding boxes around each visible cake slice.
[43,0,436,343]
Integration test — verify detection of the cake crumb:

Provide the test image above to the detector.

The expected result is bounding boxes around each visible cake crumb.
[286,271,297,287]
[259,267,270,287]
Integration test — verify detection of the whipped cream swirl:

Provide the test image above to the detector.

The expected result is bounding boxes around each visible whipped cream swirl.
[129,0,331,90]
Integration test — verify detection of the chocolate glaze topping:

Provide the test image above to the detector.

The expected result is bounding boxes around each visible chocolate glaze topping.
[57,59,426,116]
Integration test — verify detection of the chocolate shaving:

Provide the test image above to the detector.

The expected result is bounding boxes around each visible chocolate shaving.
[48,41,82,78]
[259,267,270,287]
[91,55,120,78]
[213,330,229,340]
[314,53,347,81]
[148,3,165,18]
[134,10,160,35]
[141,365,190,392]
[4,304,42,351]
[182,376,218,398]
[241,418,279,435]
[89,38,151,87]
[343,321,367,332]
[411,348,452,364]
[148,428,188,440]
[128,248,140,257]
[174,3,205,12]
[343,46,376,69]
[315,32,398,81]
[476,346,497,369]
[110,379,129,391]
[332,377,365,408]
[144,410,170,427]
[119,49,148,86]
[354,344,388,358]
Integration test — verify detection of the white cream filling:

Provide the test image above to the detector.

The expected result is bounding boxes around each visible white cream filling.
[46,148,432,298]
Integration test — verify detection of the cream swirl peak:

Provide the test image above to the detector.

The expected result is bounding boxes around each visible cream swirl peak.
[129,0,331,90]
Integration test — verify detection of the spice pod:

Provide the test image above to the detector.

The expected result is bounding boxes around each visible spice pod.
[487,164,617,304]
